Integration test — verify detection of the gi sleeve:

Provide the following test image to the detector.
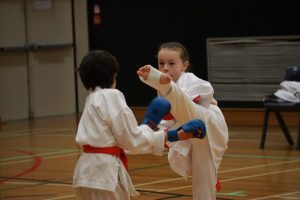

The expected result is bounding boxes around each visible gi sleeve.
[107,90,165,155]
[139,66,207,125]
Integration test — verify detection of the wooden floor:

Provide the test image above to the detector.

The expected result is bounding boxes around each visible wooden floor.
[0,114,299,200]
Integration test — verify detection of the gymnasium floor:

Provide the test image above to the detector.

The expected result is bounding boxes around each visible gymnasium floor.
[0,114,299,200]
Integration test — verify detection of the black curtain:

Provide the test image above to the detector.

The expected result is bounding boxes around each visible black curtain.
[87,0,300,107]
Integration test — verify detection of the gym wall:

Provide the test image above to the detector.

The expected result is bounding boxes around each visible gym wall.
[0,0,88,121]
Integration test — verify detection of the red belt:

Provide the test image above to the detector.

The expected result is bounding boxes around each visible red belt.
[82,145,128,171]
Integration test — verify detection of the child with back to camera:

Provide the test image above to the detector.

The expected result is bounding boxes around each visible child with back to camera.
[72,49,207,200]
[137,42,229,200]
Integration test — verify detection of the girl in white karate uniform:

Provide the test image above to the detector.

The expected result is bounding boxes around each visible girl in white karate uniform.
[137,42,229,200]
[73,50,205,200]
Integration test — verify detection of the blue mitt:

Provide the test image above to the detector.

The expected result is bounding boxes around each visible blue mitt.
[167,119,206,142]
[142,96,171,129]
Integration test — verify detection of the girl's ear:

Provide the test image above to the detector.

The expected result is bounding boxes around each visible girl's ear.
[182,60,189,71]
[111,73,117,88]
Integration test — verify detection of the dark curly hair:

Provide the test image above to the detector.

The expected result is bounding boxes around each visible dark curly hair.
[79,50,120,91]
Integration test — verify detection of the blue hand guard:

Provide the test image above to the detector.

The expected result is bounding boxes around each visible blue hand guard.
[167,129,179,142]
[181,119,206,139]
[142,96,171,128]
[167,119,206,142]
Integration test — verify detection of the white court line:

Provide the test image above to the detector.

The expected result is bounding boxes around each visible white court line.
[4,151,294,187]
[249,191,300,200]
[134,159,300,187]
[0,128,74,139]
[2,146,300,198]
[3,154,300,199]
[44,195,75,200]
[219,159,300,173]
[1,152,80,166]
[4,181,70,187]
[134,176,188,187]
[220,168,300,183]
[135,168,300,192]
[41,190,300,200]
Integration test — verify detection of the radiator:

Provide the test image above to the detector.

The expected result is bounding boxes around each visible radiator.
[207,35,300,101]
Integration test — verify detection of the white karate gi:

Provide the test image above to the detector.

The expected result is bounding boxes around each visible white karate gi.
[73,87,165,200]
[159,72,214,130]
[140,67,229,200]
[274,80,300,103]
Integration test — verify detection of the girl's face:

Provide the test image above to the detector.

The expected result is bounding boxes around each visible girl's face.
[157,48,189,82]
